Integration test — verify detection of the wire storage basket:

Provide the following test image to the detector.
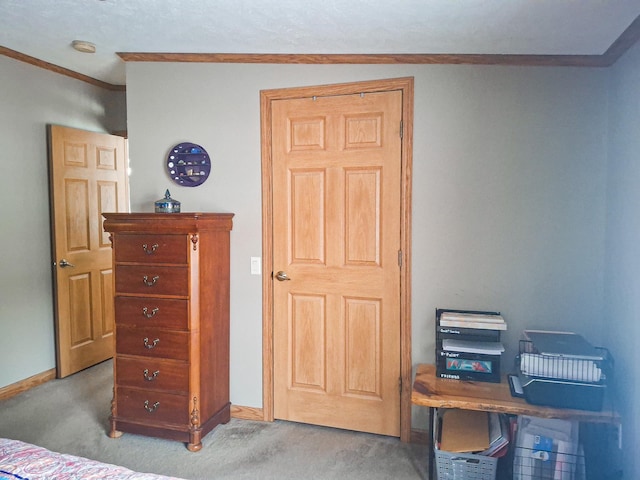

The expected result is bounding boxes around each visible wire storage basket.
[512,444,586,480]
[516,339,611,411]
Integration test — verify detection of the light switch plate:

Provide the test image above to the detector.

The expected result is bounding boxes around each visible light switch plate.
[250,257,261,275]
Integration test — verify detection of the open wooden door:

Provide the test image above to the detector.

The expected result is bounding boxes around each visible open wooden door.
[48,125,128,378]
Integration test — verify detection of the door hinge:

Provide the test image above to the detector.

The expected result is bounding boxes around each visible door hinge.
[398,250,403,267]
[399,121,403,139]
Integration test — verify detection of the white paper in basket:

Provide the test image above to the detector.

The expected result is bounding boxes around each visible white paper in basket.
[520,353,602,383]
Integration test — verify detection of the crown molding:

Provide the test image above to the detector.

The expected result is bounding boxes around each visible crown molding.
[117,51,611,67]
[3,13,639,88]
[117,14,640,68]
[0,46,125,91]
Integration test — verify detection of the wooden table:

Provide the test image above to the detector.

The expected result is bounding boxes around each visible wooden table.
[411,364,620,479]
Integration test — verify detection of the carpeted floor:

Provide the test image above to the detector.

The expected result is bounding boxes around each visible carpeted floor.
[0,361,429,479]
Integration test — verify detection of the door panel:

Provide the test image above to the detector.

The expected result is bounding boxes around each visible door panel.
[68,273,92,345]
[272,90,402,436]
[49,125,128,378]
[290,170,325,264]
[345,168,381,265]
[345,297,381,397]
[98,180,119,246]
[101,269,115,336]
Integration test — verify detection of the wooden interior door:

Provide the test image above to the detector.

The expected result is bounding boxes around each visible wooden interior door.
[49,125,128,378]
[271,90,403,436]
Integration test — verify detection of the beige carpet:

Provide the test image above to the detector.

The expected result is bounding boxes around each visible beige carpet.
[0,360,429,479]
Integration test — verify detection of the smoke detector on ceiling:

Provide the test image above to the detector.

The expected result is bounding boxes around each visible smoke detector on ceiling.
[71,40,96,53]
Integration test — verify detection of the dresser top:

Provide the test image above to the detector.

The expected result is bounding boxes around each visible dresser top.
[103,212,234,233]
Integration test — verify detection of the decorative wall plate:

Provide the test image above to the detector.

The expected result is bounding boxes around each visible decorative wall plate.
[166,142,211,187]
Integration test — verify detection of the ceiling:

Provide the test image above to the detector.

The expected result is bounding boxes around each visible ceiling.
[2,0,640,87]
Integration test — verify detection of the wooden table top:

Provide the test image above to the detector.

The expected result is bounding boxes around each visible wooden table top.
[411,364,620,424]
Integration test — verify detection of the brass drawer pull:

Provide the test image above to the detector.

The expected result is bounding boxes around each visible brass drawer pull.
[142,307,159,318]
[142,275,159,286]
[142,243,159,255]
[144,400,160,413]
[143,337,160,349]
[143,369,160,381]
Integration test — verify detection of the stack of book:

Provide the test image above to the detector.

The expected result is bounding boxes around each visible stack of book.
[435,309,507,383]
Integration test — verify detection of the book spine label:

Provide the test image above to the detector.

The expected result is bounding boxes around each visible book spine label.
[436,370,501,383]
[437,328,501,343]
[437,326,500,336]
[438,350,502,361]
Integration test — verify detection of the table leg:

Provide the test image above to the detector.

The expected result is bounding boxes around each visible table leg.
[428,406,435,480]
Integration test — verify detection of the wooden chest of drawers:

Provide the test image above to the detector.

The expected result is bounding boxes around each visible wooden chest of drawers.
[103,212,233,451]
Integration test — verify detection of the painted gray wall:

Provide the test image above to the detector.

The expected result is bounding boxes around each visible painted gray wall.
[125,62,609,414]
[0,55,126,387]
[605,40,640,478]
[5,54,635,471]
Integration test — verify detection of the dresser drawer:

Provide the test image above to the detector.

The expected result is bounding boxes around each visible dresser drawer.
[116,387,189,426]
[116,326,189,361]
[115,297,188,330]
[115,356,189,394]
[115,265,188,296]
[115,234,188,264]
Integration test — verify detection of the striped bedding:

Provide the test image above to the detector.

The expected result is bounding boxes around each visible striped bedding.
[0,438,184,480]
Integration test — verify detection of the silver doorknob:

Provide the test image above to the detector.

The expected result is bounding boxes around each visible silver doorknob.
[58,259,75,268]
[275,271,291,281]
